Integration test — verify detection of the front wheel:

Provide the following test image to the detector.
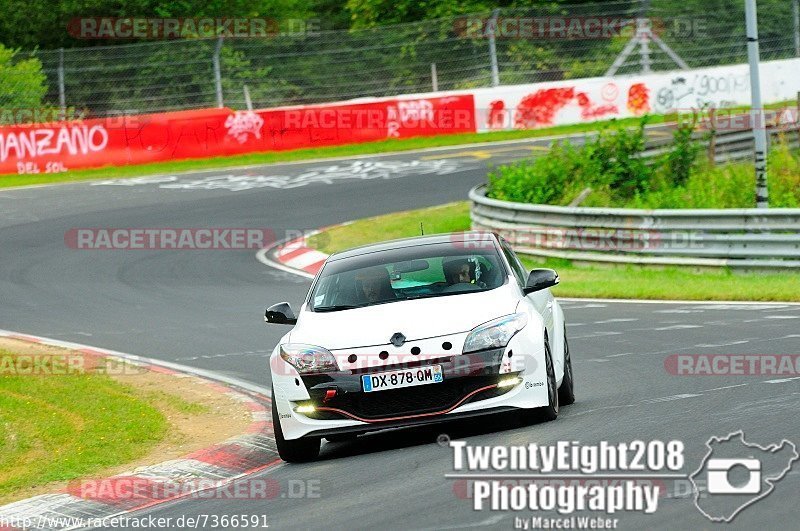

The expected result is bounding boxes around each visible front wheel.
[271,387,320,463]
[520,339,559,425]
[538,339,560,421]
[558,328,576,406]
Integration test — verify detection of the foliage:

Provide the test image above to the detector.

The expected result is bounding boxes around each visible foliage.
[0,0,794,115]
[487,117,800,209]
[488,118,653,206]
[658,117,702,187]
[0,44,48,115]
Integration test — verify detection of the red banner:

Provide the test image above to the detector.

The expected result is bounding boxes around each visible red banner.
[0,95,475,175]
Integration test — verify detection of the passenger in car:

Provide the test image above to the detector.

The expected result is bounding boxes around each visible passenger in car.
[355,267,397,304]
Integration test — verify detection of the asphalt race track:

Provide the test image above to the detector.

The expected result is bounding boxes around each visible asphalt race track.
[1,135,798,530]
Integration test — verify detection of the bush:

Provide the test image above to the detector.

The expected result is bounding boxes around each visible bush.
[488,118,654,206]
[486,117,800,209]
[0,44,48,120]
[659,119,702,187]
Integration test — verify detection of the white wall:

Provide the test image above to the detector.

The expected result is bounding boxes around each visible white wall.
[471,57,800,131]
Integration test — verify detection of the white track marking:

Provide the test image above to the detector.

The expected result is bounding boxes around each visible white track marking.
[569,331,622,339]
[764,376,800,384]
[419,514,506,530]
[256,245,315,279]
[284,249,328,269]
[641,394,702,403]
[559,298,800,306]
[694,340,751,348]
[0,329,272,398]
[702,384,750,392]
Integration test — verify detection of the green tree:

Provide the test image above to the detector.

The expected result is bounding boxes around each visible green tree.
[0,44,48,115]
[0,0,312,50]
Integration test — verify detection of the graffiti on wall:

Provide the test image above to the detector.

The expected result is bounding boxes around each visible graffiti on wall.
[652,73,749,113]
[474,59,786,132]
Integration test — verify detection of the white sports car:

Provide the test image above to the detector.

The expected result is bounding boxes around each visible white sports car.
[264,232,574,462]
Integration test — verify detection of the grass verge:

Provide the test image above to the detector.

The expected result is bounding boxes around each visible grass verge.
[304,201,800,302]
[0,340,244,504]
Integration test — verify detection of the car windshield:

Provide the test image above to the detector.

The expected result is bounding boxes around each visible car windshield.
[309,242,507,311]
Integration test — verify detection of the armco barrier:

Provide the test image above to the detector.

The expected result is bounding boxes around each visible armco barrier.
[0,95,475,175]
[469,185,800,269]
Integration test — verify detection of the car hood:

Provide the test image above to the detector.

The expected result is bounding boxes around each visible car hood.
[289,283,519,350]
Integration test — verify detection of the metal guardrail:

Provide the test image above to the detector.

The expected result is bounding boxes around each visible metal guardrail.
[641,113,800,165]
[469,185,800,269]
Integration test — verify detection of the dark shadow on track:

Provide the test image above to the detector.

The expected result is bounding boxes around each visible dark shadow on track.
[316,405,576,461]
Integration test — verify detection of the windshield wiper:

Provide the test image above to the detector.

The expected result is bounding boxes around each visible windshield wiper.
[403,294,437,301]
[313,304,361,312]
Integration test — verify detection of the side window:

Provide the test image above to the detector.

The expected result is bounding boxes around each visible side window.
[500,241,526,287]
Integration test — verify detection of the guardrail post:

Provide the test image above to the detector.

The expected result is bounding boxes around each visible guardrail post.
[431,63,439,92]
[707,107,717,166]
[795,91,800,147]
[213,36,224,108]
[488,9,500,87]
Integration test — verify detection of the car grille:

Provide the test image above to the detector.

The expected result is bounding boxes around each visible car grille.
[310,375,510,421]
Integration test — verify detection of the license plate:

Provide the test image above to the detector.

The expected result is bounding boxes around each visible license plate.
[362,365,443,393]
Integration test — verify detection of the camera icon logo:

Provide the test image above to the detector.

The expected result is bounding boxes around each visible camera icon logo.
[690,431,798,523]
[706,458,761,495]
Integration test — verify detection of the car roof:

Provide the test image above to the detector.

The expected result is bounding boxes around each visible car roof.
[327,231,499,261]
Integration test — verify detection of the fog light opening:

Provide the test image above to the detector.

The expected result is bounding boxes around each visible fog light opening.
[497,376,521,388]
[295,404,316,414]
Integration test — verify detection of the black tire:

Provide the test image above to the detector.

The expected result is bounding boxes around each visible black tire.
[558,327,576,406]
[271,388,320,463]
[538,338,559,422]
[325,434,357,443]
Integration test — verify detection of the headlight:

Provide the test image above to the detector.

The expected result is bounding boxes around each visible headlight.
[463,313,528,353]
[279,344,339,374]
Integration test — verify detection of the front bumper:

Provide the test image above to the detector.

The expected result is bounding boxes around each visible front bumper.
[272,334,550,441]
[299,348,516,422]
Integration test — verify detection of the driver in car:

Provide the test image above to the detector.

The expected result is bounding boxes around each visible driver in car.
[355,267,397,304]
[443,258,477,286]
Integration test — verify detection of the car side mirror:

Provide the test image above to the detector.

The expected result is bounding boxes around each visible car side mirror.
[523,269,559,294]
[265,302,297,325]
